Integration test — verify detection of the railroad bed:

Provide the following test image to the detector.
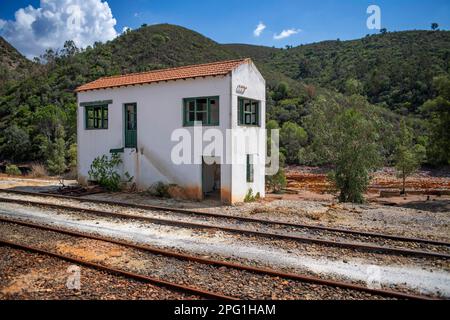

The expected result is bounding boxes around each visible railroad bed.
[0,245,202,300]
[0,190,449,259]
[0,219,435,300]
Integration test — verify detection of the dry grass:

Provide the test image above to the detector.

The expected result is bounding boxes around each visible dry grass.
[250,206,302,216]
[28,163,48,178]
[249,205,338,222]
[62,167,77,180]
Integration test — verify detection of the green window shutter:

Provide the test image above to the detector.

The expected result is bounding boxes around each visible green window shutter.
[207,98,211,125]
[238,98,243,125]
[85,106,89,129]
[246,155,254,183]
[256,102,259,126]
[183,99,187,126]
[102,105,108,129]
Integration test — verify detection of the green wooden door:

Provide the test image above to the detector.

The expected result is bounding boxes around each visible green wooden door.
[125,103,137,149]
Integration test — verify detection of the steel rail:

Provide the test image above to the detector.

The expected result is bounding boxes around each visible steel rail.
[0,237,237,300]
[0,216,436,300]
[0,196,448,259]
[1,188,448,247]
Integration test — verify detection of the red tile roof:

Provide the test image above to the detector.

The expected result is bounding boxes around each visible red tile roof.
[76,58,251,92]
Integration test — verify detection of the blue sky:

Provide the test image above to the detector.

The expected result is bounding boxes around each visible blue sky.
[1,0,449,57]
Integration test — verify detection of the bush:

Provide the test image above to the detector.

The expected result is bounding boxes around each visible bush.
[29,163,48,178]
[280,121,308,164]
[266,167,287,193]
[5,164,21,176]
[68,143,77,168]
[328,109,381,203]
[88,153,130,192]
[147,181,171,198]
[244,188,260,202]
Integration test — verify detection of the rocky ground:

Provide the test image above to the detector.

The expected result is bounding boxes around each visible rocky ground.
[0,245,198,300]
[0,168,448,300]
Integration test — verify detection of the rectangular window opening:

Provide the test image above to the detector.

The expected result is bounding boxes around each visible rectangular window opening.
[238,97,260,126]
[183,96,219,126]
[85,105,108,129]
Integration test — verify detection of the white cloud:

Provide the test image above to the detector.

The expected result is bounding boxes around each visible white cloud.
[253,22,266,37]
[273,28,301,40]
[0,19,5,30]
[122,26,131,33]
[0,0,118,58]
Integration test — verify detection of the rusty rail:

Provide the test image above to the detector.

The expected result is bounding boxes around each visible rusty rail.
[0,188,448,247]
[0,237,237,300]
[0,195,448,259]
[0,216,437,300]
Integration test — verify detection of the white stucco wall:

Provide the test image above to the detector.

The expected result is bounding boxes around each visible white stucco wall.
[77,61,266,203]
[230,61,266,202]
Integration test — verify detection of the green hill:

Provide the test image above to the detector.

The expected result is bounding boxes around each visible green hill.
[0,36,34,91]
[227,31,450,113]
[0,24,449,165]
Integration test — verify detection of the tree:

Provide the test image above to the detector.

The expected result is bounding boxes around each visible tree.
[45,125,67,175]
[271,82,289,101]
[421,76,450,165]
[394,120,425,195]
[431,23,439,31]
[329,109,380,203]
[0,125,30,162]
[265,120,287,193]
[304,96,381,203]
[380,28,387,34]
[280,121,308,164]
[344,78,363,96]
[62,40,79,57]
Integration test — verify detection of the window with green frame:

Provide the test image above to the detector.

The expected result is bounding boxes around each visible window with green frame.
[246,154,254,183]
[183,97,219,126]
[238,97,260,126]
[85,105,108,129]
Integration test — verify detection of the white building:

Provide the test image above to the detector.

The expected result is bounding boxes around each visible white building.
[76,58,266,204]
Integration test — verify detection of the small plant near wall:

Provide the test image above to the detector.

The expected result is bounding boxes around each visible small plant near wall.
[146,181,171,198]
[244,188,260,202]
[5,164,21,176]
[88,153,132,192]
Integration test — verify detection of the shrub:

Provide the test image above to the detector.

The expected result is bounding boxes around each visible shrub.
[44,125,67,175]
[5,164,21,176]
[147,181,171,198]
[244,188,260,202]
[68,143,77,168]
[280,121,308,164]
[29,163,48,178]
[266,167,287,193]
[88,153,129,192]
[327,109,381,203]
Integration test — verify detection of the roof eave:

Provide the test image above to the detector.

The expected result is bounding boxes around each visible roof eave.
[75,72,233,93]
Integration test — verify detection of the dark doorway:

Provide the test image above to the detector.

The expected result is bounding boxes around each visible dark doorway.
[202,156,220,199]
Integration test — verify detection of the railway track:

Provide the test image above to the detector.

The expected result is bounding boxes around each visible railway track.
[0,192,449,259]
[0,237,235,300]
[1,188,447,246]
[0,216,437,300]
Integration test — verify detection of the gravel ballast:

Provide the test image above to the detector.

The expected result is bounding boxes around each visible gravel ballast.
[0,202,448,298]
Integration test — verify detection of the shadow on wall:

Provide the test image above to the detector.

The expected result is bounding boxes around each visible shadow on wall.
[141,147,203,200]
